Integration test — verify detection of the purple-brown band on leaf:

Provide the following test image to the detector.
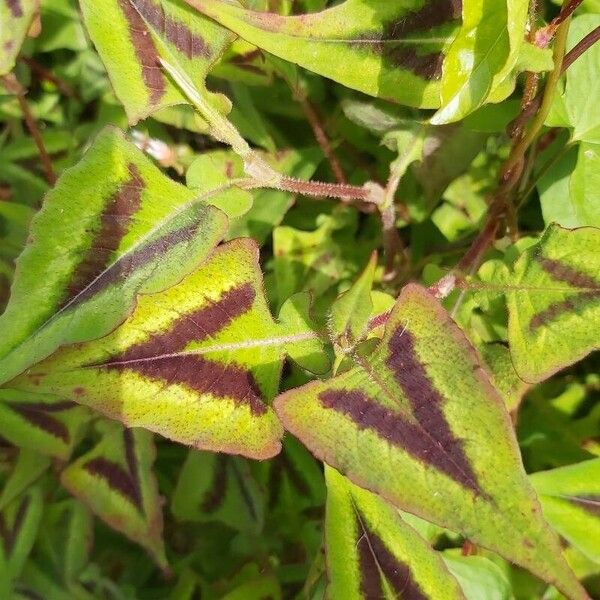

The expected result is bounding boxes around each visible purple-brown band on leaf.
[84,457,145,512]
[123,428,144,512]
[386,328,483,494]
[0,496,30,555]
[201,454,228,512]
[7,403,71,443]
[118,0,166,104]
[529,256,600,330]
[6,0,23,17]
[355,509,428,600]
[319,389,482,494]
[64,163,144,307]
[568,494,600,518]
[98,283,268,415]
[130,0,211,58]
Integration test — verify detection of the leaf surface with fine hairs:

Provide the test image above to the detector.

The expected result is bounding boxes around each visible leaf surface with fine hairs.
[506,224,600,382]
[184,0,461,108]
[12,239,326,459]
[325,466,466,599]
[60,422,168,570]
[0,126,227,386]
[79,0,235,124]
[276,283,586,599]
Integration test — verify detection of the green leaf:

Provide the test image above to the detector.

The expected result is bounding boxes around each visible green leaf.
[547,15,600,143]
[325,466,466,599]
[0,126,227,385]
[443,552,513,600]
[172,450,264,533]
[36,499,94,583]
[275,283,586,599]
[60,422,168,570]
[329,252,376,348]
[0,487,43,587]
[432,0,529,123]
[0,0,37,75]
[185,0,462,109]
[530,459,600,563]
[12,239,324,459]
[506,224,600,382]
[79,0,235,124]
[187,149,254,218]
[0,450,50,511]
[0,389,89,460]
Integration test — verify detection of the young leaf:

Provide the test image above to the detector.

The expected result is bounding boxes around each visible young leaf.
[79,0,235,124]
[275,283,586,599]
[432,0,528,123]
[0,126,227,385]
[0,389,89,460]
[11,239,325,459]
[530,459,600,563]
[325,466,466,599]
[329,251,377,348]
[506,224,600,383]
[60,422,168,570]
[172,450,265,533]
[0,0,37,75]
[184,0,462,109]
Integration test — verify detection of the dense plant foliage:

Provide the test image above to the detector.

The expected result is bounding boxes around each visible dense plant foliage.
[0,0,599,598]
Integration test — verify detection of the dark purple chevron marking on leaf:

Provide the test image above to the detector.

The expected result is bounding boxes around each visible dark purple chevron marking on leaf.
[387,328,483,494]
[529,256,600,331]
[355,0,461,79]
[63,163,144,307]
[567,494,600,518]
[118,0,166,104]
[98,283,268,415]
[385,0,462,38]
[201,454,228,512]
[84,457,144,512]
[68,215,202,310]
[355,508,428,600]
[538,257,600,289]
[320,389,483,493]
[229,459,259,522]
[130,0,211,58]
[123,429,144,511]
[7,401,76,443]
[6,0,23,18]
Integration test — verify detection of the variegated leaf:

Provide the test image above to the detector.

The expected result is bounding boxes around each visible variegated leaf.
[80,0,235,124]
[0,389,89,460]
[0,0,37,75]
[0,126,227,385]
[325,466,466,599]
[12,239,326,459]
[507,224,600,383]
[530,459,600,563]
[172,450,264,533]
[184,0,462,109]
[60,422,168,570]
[275,283,586,599]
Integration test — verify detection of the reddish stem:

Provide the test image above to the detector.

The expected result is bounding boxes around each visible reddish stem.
[300,97,347,184]
[2,74,56,185]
